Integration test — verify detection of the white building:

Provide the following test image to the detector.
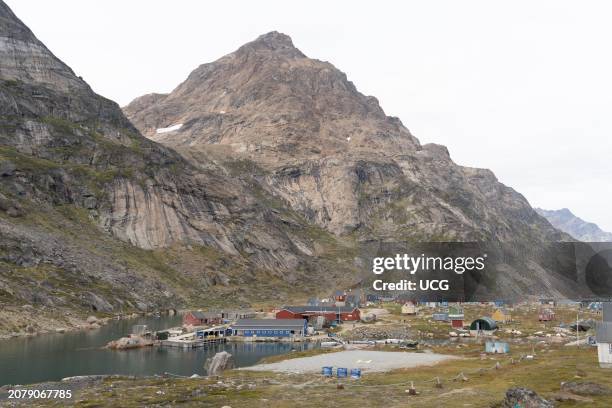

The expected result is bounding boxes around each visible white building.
[596,303,612,368]
[596,322,612,368]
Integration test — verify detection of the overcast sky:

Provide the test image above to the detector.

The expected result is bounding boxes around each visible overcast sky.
[7,0,612,231]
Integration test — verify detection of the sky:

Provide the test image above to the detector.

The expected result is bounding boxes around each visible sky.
[6,0,612,231]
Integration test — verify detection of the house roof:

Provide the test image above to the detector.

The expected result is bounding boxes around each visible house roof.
[188,311,221,319]
[231,319,306,329]
[470,317,498,331]
[281,305,358,314]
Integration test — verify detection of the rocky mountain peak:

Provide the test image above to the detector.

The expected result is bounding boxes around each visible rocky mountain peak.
[241,31,303,56]
[0,0,86,91]
[125,32,419,164]
[231,31,306,60]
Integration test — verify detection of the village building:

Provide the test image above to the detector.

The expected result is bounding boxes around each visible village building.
[220,310,256,321]
[333,290,347,302]
[276,305,361,323]
[596,302,612,368]
[183,311,222,326]
[485,341,509,354]
[401,301,418,315]
[448,306,464,328]
[538,308,555,321]
[469,317,498,336]
[432,312,449,321]
[492,308,512,323]
[230,319,307,338]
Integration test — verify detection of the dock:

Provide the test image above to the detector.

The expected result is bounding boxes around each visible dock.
[160,325,229,349]
[161,337,227,349]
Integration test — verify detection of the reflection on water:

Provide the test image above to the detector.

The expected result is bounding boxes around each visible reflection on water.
[0,315,313,386]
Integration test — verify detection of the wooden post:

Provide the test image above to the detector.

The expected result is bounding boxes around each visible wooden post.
[408,381,416,395]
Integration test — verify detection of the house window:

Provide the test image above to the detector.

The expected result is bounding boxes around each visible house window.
[609,343,612,353]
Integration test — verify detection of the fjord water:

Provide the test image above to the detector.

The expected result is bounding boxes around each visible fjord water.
[0,315,313,386]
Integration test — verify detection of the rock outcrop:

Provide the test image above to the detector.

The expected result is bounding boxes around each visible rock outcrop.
[501,387,554,408]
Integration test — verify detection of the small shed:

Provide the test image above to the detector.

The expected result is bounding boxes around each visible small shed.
[433,312,449,321]
[485,341,509,354]
[448,306,464,328]
[492,308,511,323]
[538,309,555,322]
[401,301,418,315]
[470,317,498,335]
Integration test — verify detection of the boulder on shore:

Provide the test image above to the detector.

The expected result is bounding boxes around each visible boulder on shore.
[204,351,234,376]
[106,336,153,350]
[501,387,554,408]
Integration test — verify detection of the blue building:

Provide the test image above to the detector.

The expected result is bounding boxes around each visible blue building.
[230,319,307,338]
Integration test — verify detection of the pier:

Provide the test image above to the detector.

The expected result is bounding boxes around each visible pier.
[161,337,227,349]
[160,325,230,349]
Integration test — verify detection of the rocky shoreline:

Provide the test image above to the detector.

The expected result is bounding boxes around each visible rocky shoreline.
[0,305,170,341]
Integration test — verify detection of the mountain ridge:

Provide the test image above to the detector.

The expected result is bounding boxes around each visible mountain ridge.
[536,208,612,242]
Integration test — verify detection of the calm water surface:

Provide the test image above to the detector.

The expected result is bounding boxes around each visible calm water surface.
[0,315,314,386]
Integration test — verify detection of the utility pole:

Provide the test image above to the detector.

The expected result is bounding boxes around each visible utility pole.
[576,311,579,346]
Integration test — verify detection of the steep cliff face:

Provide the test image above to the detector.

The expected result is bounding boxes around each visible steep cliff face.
[125,32,564,245]
[0,2,357,332]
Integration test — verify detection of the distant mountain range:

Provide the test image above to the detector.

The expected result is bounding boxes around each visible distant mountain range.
[536,208,612,242]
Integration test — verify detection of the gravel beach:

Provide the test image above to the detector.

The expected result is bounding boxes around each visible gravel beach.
[241,350,459,373]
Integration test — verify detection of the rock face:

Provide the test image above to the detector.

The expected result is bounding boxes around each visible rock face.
[125,31,578,298]
[536,208,612,242]
[0,1,356,325]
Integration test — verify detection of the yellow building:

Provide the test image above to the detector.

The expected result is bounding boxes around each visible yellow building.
[492,308,511,323]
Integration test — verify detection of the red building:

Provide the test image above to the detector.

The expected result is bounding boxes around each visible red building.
[183,311,222,326]
[538,310,555,321]
[451,319,464,328]
[276,306,360,323]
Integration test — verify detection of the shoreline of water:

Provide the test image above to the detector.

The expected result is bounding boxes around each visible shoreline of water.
[0,315,313,386]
